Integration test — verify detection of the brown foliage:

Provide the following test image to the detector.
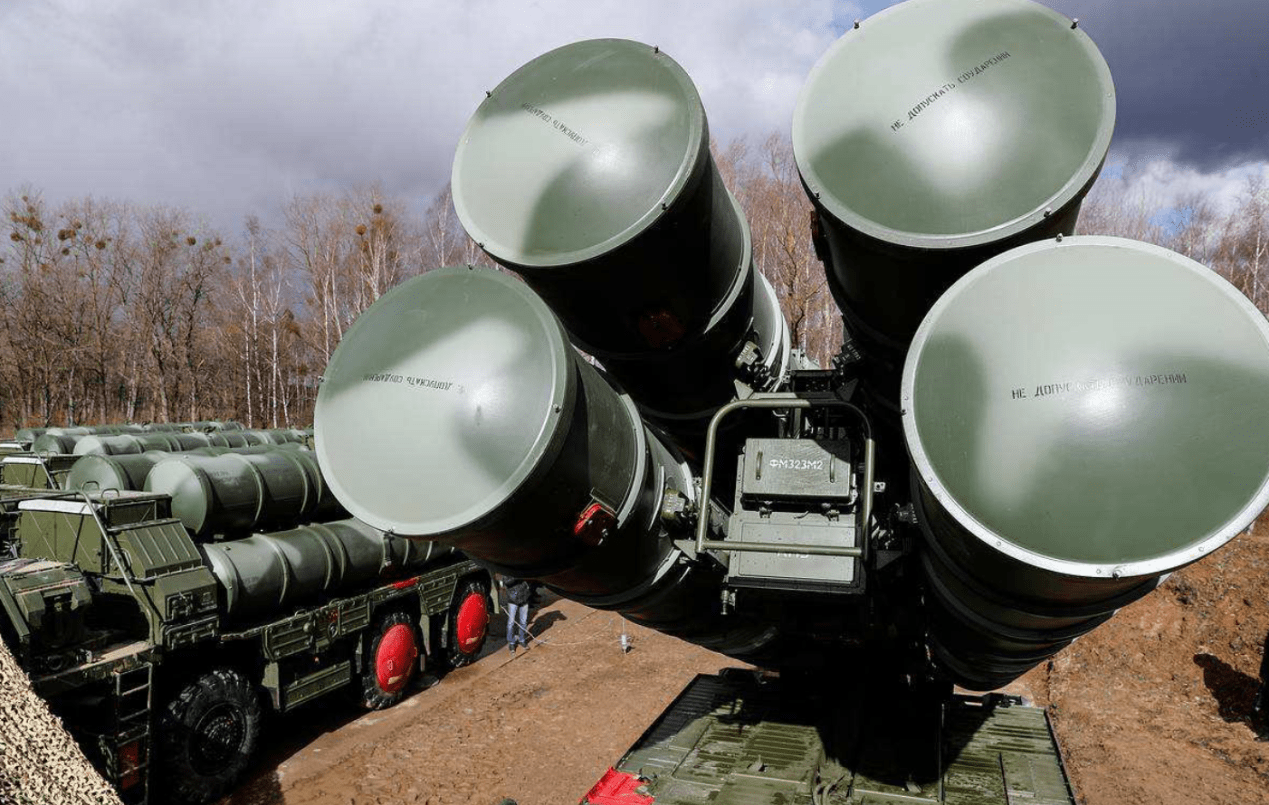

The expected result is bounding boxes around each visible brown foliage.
[3,155,1263,430]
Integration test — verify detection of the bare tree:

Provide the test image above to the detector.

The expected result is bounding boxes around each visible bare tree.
[719,134,841,368]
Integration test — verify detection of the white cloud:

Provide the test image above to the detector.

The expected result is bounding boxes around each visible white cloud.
[0,0,858,233]
[1095,141,1269,217]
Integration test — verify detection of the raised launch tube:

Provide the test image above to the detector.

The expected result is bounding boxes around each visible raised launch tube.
[452,39,790,443]
[314,266,777,657]
[312,0,1269,694]
[792,0,1114,416]
[904,237,1269,688]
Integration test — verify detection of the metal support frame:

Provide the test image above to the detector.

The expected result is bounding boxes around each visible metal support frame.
[693,393,874,558]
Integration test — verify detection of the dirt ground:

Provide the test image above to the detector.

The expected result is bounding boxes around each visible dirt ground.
[221,511,1269,805]
[1032,509,1269,805]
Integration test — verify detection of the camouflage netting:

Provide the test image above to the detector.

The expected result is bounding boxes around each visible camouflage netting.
[0,640,121,805]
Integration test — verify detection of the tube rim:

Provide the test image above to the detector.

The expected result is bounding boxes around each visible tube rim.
[901,235,1269,580]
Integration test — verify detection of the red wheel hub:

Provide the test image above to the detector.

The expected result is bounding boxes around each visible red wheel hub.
[455,592,489,654]
[375,623,417,693]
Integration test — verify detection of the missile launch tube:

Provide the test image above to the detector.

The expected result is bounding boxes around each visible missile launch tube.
[145,449,342,538]
[186,421,245,432]
[452,39,790,436]
[32,433,84,455]
[66,453,170,493]
[314,266,778,657]
[67,445,318,493]
[74,432,218,456]
[200,519,450,621]
[902,237,1269,689]
[793,0,1115,414]
[19,424,143,443]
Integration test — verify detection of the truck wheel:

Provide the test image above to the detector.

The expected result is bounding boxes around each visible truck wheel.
[446,578,491,667]
[360,610,420,710]
[156,667,262,804]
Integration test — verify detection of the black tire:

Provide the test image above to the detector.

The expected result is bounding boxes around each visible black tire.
[358,610,421,710]
[446,577,491,668]
[156,667,262,804]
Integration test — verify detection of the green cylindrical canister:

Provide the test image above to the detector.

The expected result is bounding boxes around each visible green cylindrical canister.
[65,452,170,492]
[903,237,1269,689]
[452,39,789,434]
[315,266,777,657]
[141,423,185,432]
[44,427,93,437]
[32,433,83,455]
[73,432,210,456]
[184,420,244,432]
[793,0,1114,415]
[145,449,339,539]
[200,520,451,621]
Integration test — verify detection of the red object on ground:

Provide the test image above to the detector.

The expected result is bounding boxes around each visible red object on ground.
[581,768,654,805]
[455,592,489,654]
[375,623,417,692]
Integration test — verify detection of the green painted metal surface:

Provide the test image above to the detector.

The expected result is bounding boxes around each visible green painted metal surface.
[199,519,448,621]
[66,452,169,492]
[73,432,212,456]
[314,266,576,538]
[32,433,84,455]
[903,236,1269,688]
[794,0,1112,245]
[904,236,1269,580]
[452,39,790,431]
[454,39,705,269]
[595,672,1073,805]
[0,559,92,660]
[791,0,1114,410]
[144,449,337,538]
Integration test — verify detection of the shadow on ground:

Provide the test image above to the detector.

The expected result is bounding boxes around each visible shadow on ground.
[1194,653,1259,724]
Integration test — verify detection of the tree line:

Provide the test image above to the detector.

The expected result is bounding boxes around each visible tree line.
[3,138,1266,431]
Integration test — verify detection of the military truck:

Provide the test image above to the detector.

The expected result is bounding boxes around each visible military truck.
[312,0,1269,802]
[0,488,495,804]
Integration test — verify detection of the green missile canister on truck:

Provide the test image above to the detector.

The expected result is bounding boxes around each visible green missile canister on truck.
[0,444,496,804]
[311,0,1269,802]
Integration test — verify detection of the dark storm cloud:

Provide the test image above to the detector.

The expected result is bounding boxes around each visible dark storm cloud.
[1039,0,1268,169]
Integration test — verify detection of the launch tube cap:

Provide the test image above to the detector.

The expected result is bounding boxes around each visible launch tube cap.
[903,236,1269,578]
[452,38,705,267]
[145,456,220,536]
[314,266,574,537]
[793,0,1114,248]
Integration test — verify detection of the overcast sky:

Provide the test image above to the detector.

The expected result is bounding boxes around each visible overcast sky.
[1,0,1266,236]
